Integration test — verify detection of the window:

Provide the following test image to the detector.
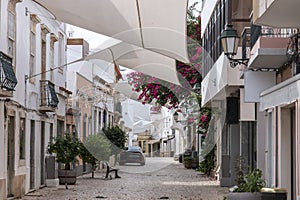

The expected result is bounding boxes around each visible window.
[58,32,64,74]
[50,33,58,82]
[88,116,92,135]
[50,48,54,81]
[41,25,50,80]
[202,0,229,77]
[50,123,53,143]
[19,118,25,160]
[98,110,102,132]
[7,0,21,70]
[29,15,39,84]
[7,11,15,60]
[83,114,87,141]
[57,119,64,137]
[94,110,97,133]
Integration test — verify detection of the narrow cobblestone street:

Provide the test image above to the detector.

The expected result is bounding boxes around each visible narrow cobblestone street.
[21,158,228,200]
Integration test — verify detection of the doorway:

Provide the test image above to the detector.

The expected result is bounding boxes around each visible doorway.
[280,107,296,200]
[40,121,45,186]
[30,120,35,190]
[7,116,15,198]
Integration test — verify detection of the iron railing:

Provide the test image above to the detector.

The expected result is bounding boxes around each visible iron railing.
[242,27,251,60]
[250,21,295,50]
[40,80,59,108]
[0,52,17,91]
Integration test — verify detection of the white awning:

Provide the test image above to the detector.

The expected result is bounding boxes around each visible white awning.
[86,41,181,85]
[260,74,300,111]
[33,0,189,63]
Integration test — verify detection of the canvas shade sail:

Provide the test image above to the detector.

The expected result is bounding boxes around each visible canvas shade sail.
[113,81,140,102]
[86,41,181,85]
[33,0,190,63]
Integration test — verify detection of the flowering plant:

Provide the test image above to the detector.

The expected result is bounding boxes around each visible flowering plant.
[127,72,188,109]
[127,3,204,112]
[197,107,212,134]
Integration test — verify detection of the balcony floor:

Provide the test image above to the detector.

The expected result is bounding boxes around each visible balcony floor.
[248,48,288,69]
[255,0,300,28]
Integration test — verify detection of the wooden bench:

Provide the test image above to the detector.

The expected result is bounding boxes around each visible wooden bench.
[105,162,121,179]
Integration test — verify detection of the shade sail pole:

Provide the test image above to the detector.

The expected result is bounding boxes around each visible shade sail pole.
[135,0,144,48]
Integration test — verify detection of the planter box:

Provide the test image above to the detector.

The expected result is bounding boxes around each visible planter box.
[58,170,76,185]
[184,160,192,169]
[228,192,261,200]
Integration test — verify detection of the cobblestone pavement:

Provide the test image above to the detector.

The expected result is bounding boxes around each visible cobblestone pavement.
[21,158,228,200]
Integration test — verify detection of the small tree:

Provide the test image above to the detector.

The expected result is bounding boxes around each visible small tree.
[102,126,127,158]
[48,133,80,170]
[83,134,111,162]
[78,142,98,178]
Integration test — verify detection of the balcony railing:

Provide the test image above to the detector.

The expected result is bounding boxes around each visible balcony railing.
[242,27,251,60]
[250,22,295,50]
[40,80,59,111]
[0,52,17,91]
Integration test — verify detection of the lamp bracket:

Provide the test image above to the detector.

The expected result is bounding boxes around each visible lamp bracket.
[228,58,249,68]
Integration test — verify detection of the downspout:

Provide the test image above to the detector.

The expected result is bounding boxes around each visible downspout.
[25,75,28,109]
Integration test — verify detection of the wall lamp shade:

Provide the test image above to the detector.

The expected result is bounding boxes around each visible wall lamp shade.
[220,24,248,68]
[220,24,239,57]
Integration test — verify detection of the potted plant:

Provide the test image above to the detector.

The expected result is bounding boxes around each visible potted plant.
[184,156,193,169]
[227,169,265,200]
[48,134,81,187]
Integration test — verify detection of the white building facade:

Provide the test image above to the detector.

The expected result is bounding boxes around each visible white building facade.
[201,0,256,186]
[0,0,68,198]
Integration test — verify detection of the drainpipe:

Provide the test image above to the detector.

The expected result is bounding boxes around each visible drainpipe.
[25,75,28,109]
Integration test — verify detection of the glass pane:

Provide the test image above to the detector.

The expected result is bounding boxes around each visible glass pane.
[30,55,35,76]
[8,11,15,39]
[226,37,236,54]
[8,39,14,58]
[30,32,36,54]
[50,48,54,81]
[19,118,26,160]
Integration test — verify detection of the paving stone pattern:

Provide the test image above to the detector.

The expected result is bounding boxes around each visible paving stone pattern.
[21,161,228,200]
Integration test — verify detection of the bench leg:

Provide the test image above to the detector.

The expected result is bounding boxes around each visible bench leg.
[105,169,121,179]
[115,170,121,178]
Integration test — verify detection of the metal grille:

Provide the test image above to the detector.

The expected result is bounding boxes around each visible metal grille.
[0,52,17,91]
[40,80,59,108]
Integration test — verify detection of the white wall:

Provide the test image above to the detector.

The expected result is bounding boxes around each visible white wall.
[1,0,67,194]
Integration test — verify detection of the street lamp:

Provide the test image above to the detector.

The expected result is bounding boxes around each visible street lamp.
[220,24,249,68]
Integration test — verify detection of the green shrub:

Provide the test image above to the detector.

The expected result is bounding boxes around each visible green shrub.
[234,169,265,193]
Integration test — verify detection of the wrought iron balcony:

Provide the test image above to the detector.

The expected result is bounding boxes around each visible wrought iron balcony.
[39,80,59,113]
[0,52,17,96]
[242,27,251,61]
[247,20,295,70]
